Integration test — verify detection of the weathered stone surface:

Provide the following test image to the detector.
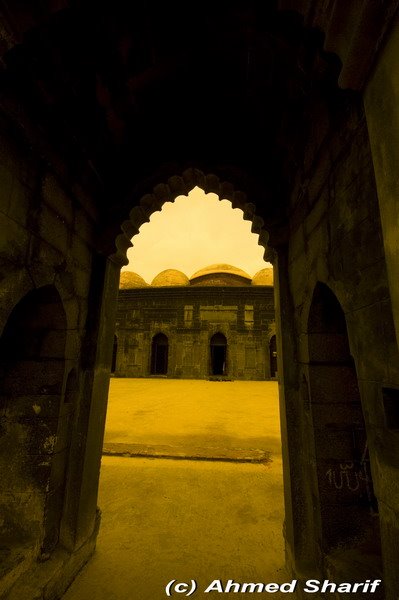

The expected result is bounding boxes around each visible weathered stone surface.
[114,281,275,381]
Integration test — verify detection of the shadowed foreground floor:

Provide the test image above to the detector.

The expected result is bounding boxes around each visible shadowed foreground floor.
[63,457,287,599]
[63,379,288,599]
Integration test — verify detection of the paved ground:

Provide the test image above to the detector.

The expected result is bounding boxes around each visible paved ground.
[63,379,288,600]
[103,379,282,461]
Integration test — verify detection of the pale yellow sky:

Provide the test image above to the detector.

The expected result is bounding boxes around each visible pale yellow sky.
[123,187,272,283]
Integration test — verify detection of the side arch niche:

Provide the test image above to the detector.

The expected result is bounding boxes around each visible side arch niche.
[0,285,69,570]
[306,283,382,579]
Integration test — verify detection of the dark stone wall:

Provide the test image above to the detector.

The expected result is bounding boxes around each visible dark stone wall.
[276,88,399,596]
[114,286,276,380]
[0,121,111,599]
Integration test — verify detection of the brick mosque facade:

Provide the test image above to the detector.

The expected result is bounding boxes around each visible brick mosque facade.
[114,264,276,380]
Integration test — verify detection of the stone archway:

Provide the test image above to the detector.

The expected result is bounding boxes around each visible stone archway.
[111,171,271,269]
[0,285,69,575]
[0,2,398,598]
[306,283,382,581]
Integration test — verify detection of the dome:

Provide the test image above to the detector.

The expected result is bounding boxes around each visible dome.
[252,267,274,286]
[119,271,149,289]
[189,263,252,286]
[151,269,190,287]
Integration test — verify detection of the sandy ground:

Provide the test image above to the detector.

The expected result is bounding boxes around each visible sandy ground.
[63,379,288,600]
[103,378,282,460]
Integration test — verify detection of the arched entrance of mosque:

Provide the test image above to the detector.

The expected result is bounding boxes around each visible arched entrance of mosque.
[210,333,227,376]
[0,285,69,564]
[269,335,277,378]
[150,333,169,375]
[306,283,381,571]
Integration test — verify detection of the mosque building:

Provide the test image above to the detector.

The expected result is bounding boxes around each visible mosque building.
[113,264,276,380]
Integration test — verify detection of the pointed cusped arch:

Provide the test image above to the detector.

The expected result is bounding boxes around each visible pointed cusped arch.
[111,168,270,267]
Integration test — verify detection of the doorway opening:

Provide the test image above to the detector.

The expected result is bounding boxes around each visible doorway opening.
[150,333,169,375]
[89,181,283,598]
[111,335,118,374]
[210,332,227,375]
[269,334,277,378]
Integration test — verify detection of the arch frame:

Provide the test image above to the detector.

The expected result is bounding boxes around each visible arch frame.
[110,169,271,268]
[0,267,80,337]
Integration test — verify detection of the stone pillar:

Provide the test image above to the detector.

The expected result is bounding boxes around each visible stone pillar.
[60,254,120,551]
[363,14,399,350]
[363,20,399,598]
[272,246,322,579]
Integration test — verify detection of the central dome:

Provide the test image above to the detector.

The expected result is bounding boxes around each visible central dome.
[190,264,252,286]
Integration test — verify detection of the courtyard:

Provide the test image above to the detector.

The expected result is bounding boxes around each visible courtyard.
[103,378,282,461]
[63,379,287,599]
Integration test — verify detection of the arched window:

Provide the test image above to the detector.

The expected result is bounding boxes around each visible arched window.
[210,333,227,376]
[150,333,169,375]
